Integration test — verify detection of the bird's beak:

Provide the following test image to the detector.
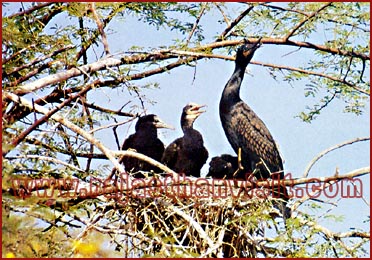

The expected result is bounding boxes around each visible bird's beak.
[193,104,207,112]
[155,119,175,130]
[242,38,262,57]
[252,37,262,49]
[192,104,207,115]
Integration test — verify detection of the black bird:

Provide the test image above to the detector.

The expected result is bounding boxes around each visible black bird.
[120,114,173,178]
[219,40,290,218]
[207,154,239,179]
[162,103,208,177]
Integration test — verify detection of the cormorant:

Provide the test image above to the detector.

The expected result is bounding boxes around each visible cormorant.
[162,103,208,177]
[207,154,239,179]
[219,40,290,218]
[120,114,173,178]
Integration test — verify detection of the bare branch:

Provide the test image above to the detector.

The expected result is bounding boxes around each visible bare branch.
[6,2,55,19]
[217,4,255,41]
[88,118,135,134]
[3,83,93,156]
[214,3,230,25]
[13,37,369,96]
[6,155,86,173]
[185,3,206,46]
[285,3,332,40]
[24,136,107,159]
[74,4,125,62]
[155,49,369,96]
[4,91,125,174]
[303,137,370,178]
[88,3,110,55]
[2,44,36,64]
[160,200,216,250]
[5,45,75,77]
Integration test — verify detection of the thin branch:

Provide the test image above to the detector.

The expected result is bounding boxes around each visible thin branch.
[13,37,369,95]
[74,4,124,62]
[161,200,216,250]
[88,118,135,134]
[258,3,309,16]
[6,2,55,19]
[110,150,178,178]
[24,136,107,159]
[255,61,369,96]
[157,49,369,96]
[2,44,36,64]
[3,83,93,156]
[185,3,206,46]
[217,4,255,41]
[4,91,125,174]
[5,45,75,77]
[285,3,333,40]
[82,102,136,117]
[214,3,230,25]
[303,137,370,177]
[88,3,110,55]
[6,155,85,173]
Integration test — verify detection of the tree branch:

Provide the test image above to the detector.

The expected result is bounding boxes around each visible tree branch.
[3,83,93,156]
[6,2,55,19]
[4,91,125,174]
[303,137,370,177]
[88,3,110,55]
[6,155,86,173]
[217,4,255,41]
[284,3,332,40]
[185,3,206,46]
[13,37,369,96]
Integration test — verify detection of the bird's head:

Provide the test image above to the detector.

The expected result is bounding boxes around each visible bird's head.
[183,103,206,121]
[235,38,261,66]
[136,114,174,131]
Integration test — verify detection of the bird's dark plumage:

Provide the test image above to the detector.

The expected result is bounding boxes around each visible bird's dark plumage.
[162,103,208,177]
[207,154,239,179]
[219,40,283,179]
[219,41,290,218]
[121,114,173,178]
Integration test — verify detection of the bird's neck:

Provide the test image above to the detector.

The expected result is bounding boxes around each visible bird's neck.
[137,127,157,138]
[221,65,247,105]
[181,119,194,132]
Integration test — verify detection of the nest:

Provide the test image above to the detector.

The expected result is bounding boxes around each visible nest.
[106,176,287,257]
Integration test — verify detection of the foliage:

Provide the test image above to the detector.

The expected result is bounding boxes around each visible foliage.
[2,2,370,258]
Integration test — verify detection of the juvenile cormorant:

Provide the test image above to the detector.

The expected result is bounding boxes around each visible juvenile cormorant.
[121,114,173,178]
[207,154,239,179]
[219,41,290,218]
[162,103,208,177]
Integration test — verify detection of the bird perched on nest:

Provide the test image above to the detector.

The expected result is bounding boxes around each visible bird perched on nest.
[120,114,173,178]
[219,40,290,218]
[162,103,208,177]
[207,154,239,179]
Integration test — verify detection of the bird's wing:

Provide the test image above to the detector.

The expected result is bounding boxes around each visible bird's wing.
[161,138,182,169]
[121,134,135,151]
[233,102,283,170]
